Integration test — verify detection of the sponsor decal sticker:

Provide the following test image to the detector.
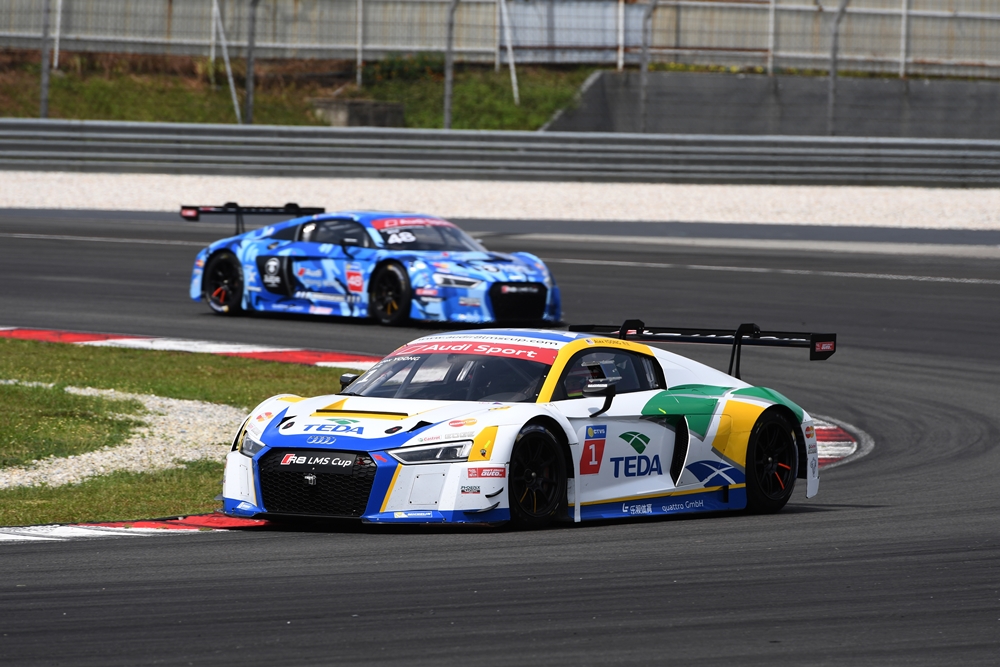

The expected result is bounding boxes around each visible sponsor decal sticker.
[815,341,835,353]
[389,341,558,364]
[581,424,607,475]
[610,455,662,478]
[623,502,653,516]
[468,467,505,479]
[619,431,651,454]
[500,284,539,294]
[449,418,477,428]
[347,271,364,293]
[305,435,337,445]
[415,287,439,297]
[393,510,435,518]
[372,217,454,230]
[804,425,816,439]
[278,453,355,469]
[255,411,273,423]
[458,297,481,307]
[461,485,481,494]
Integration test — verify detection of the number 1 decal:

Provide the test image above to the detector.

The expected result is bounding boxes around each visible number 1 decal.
[580,438,606,475]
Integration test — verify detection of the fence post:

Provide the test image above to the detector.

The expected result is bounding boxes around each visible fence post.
[213,0,242,123]
[499,0,519,105]
[898,0,908,78]
[639,0,659,133]
[827,0,850,136]
[53,0,63,69]
[617,0,624,72]
[356,0,364,87]
[40,0,51,119]
[767,0,776,75]
[245,0,261,124]
[443,0,460,129]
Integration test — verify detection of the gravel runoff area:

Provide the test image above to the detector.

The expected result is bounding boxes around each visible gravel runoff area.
[0,381,245,490]
[3,171,1000,229]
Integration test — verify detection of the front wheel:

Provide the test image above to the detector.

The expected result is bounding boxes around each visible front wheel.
[203,252,244,315]
[508,425,567,529]
[745,412,799,514]
[369,263,411,326]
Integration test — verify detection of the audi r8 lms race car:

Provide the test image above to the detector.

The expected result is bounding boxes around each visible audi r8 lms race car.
[184,204,560,325]
[221,320,836,527]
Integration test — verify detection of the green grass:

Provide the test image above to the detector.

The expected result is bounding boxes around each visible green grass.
[0,338,353,526]
[1,54,595,130]
[351,64,595,130]
[0,338,345,410]
[0,459,224,527]
[0,382,144,468]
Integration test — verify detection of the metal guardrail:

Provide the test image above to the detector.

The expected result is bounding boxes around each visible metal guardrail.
[2,118,1000,186]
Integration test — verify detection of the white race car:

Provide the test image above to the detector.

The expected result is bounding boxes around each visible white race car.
[222,320,836,527]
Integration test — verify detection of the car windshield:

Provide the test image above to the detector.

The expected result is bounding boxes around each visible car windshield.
[342,353,550,402]
[375,222,485,252]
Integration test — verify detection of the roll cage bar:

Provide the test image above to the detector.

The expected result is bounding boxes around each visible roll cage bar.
[180,203,326,235]
[568,319,836,380]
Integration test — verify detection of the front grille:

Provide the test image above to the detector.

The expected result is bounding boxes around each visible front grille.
[488,283,548,322]
[258,449,378,517]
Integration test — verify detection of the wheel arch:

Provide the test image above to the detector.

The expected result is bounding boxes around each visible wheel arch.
[758,404,807,481]
[523,415,575,480]
[201,247,240,294]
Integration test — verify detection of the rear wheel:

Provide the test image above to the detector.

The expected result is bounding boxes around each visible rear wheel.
[203,252,244,315]
[745,412,799,513]
[508,425,567,529]
[370,263,411,326]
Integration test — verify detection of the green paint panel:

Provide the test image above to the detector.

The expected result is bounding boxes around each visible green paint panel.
[642,391,720,439]
[731,387,805,422]
[668,384,733,397]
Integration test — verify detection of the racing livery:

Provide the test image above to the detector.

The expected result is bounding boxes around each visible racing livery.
[221,321,836,527]
[187,208,561,325]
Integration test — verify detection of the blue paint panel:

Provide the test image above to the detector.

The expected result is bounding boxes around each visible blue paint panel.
[222,497,264,517]
[578,487,747,521]
[364,507,511,524]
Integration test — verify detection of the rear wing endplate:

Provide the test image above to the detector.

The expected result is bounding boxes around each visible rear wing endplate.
[180,202,326,234]
[568,319,836,380]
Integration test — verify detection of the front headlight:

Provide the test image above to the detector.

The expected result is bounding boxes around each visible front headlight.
[388,441,473,464]
[432,273,483,289]
[239,433,266,458]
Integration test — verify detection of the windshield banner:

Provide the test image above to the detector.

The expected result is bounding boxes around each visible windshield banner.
[388,340,559,364]
[371,217,455,230]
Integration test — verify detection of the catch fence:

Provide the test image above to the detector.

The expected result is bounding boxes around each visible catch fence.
[2,0,1000,79]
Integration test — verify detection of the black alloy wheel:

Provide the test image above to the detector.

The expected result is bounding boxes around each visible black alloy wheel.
[508,425,567,529]
[745,412,799,513]
[203,252,244,315]
[370,263,411,326]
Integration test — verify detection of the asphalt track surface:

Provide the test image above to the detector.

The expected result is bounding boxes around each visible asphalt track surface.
[1,210,998,666]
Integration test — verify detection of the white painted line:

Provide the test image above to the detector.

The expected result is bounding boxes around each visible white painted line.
[5,525,149,539]
[0,232,205,247]
[515,233,1000,259]
[80,338,298,354]
[0,532,64,542]
[546,257,1000,286]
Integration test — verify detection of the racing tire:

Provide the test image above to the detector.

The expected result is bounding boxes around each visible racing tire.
[508,424,567,529]
[745,411,799,514]
[203,252,244,315]
[370,263,411,326]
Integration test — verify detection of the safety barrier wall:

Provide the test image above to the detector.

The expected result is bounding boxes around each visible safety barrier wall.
[3,118,1000,185]
[2,0,999,78]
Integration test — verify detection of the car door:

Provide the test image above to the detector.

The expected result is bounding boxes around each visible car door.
[551,348,681,518]
[288,219,378,316]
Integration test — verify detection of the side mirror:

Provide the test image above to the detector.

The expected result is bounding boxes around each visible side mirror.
[340,373,359,391]
[583,380,616,417]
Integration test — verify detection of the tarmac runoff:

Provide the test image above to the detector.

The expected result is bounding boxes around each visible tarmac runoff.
[0,326,868,543]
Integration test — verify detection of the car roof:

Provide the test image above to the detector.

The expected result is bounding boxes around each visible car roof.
[303,211,453,228]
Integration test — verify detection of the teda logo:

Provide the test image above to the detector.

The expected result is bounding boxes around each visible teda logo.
[619,431,650,454]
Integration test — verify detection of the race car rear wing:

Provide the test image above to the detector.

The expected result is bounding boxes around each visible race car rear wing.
[180,203,326,234]
[568,319,836,380]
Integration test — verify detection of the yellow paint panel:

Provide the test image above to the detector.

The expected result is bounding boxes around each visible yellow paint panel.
[379,465,403,513]
[318,399,348,411]
[715,400,767,467]
[277,396,305,403]
[469,426,499,462]
[536,337,655,402]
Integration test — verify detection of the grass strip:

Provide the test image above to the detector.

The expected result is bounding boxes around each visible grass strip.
[0,383,144,468]
[0,338,347,410]
[0,459,224,527]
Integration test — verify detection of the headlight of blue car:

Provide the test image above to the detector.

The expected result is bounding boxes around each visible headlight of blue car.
[388,441,473,464]
[432,273,483,289]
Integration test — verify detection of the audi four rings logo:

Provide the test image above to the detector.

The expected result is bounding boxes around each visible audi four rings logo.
[306,435,337,445]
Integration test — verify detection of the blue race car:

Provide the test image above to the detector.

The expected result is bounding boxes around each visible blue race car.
[184,205,561,326]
